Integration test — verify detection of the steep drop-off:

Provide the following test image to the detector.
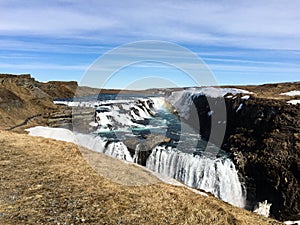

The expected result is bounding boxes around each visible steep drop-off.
[186,94,299,221]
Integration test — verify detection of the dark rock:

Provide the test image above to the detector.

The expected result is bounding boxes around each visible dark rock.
[181,94,300,221]
[124,134,171,166]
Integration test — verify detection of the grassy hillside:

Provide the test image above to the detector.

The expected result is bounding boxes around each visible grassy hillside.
[0,131,282,224]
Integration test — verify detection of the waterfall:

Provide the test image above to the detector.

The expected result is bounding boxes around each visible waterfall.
[146,146,246,208]
[104,141,133,162]
[26,126,134,162]
[75,133,133,162]
[51,94,249,209]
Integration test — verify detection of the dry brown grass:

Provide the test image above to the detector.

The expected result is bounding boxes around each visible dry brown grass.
[226,82,300,100]
[0,131,283,225]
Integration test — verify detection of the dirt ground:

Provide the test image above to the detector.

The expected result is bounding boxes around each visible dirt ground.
[0,131,282,225]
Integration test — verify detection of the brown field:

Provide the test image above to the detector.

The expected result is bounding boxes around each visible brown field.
[0,131,282,224]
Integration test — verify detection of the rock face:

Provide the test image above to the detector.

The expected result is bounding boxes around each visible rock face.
[37,81,79,99]
[0,74,100,129]
[0,74,56,129]
[124,134,171,166]
[187,94,299,221]
[45,106,95,133]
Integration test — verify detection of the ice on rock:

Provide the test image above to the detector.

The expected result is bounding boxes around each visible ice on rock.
[167,87,252,120]
[207,110,214,116]
[236,103,243,112]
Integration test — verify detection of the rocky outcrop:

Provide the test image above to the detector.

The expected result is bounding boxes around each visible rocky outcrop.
[124,134,171,165]
[224,97,299,221]
[186,94,299,221]
[0,74,100,129]
[37,81,79,99]
[0,74,56,129]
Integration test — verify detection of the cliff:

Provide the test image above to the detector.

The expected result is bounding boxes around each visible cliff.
[224,96,299,221]
[188,92,299,221]
[0,74,102,129]
[0,74,56,129]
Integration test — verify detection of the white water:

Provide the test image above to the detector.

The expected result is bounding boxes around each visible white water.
[253,200,272,217]
[28,125,245,207]
[146,146,246,208]
[51,94,248,208]
[92,98,163,131]
[26,126,198,188]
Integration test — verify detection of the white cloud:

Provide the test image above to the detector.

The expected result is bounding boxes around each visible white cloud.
[0,62,87,70]
[0,0,300,50]
[0,7,117,35]
[0,0,299,87]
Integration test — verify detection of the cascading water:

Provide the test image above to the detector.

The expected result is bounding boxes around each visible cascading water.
[146,146,246,208]
[75,133,133,162]
[51,90,249,209]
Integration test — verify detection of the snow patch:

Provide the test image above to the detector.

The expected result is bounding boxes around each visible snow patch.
[241,95,250,100]
[284,220,300,225]
[26,126,76,143]
[26,126,133,162]
[280,90,300,96]
[287,100,300,105]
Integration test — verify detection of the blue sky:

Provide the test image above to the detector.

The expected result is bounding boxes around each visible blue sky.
[0,0,300,89]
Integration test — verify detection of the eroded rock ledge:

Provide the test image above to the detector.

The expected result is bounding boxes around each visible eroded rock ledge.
[124,135,171,165]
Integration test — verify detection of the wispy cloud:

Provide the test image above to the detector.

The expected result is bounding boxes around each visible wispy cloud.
[1,0,300,50]
[0,62,87,71]
[0,0,299,86]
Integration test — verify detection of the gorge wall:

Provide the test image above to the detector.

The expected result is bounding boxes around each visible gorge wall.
[186,94,299,221]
